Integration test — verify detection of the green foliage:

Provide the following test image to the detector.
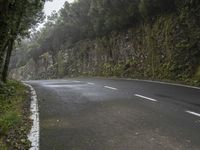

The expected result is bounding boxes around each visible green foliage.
[0,81,30,149]
[0,112,20,134]
[10,0,200,86]
[194,66,200,86]
[0,0,46,82]
[102,63,114,77]
[139,0,176,21]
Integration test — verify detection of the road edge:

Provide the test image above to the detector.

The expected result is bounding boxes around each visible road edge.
[23,83,40,150]
[127,78,200,90]
[90,77,200,90]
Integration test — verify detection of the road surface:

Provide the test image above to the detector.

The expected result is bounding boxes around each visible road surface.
[26,78,200,150]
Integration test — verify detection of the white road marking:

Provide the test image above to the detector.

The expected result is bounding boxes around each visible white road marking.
[23,83,39,150]
[94,77,200,89]
[73,80,81,83]
[87,82,95,85]
[134,94,157,102]
[104,86,118,90]
[186,110,200,117]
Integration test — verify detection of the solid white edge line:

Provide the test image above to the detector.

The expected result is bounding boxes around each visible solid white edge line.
[104,86,118,90]
[134,94,157,102]
[87,82,95,85]
[23,83,39,150]
[185,110,200,117]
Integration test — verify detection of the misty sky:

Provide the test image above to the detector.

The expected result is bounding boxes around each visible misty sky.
[44,0,75,16]
[37,0,74,29]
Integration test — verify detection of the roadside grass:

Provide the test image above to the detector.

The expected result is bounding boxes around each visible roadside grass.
[0,80,31,150]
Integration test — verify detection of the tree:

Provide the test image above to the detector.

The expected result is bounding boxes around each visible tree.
[0,0,46,82]
[139,0,176,21]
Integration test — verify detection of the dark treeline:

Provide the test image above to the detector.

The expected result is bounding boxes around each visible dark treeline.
[0,0,49,83]
[30,0,178,53]
[10,0,200,85]
[17,0,179,58]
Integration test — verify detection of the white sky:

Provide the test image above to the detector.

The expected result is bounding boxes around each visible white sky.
[44,0,74,16]
[37,0,74,30]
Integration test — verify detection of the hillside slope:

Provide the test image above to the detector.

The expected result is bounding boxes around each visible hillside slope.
[9,0,200,86]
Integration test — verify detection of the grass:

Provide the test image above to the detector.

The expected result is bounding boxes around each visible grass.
[0,80,31,150]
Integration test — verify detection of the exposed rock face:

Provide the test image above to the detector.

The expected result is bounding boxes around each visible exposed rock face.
[9,59,36,80]
[10,14,200,86]
[9,52,54,80]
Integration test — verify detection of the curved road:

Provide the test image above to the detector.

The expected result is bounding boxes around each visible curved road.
[26,78,200,150]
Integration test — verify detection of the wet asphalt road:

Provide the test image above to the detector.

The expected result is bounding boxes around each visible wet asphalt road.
[26,78,200,150]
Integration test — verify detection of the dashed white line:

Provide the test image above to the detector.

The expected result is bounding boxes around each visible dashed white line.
[73,80,81,83]
[23,83,39,150]
[104,86,118,90]
[134,94,157,102]
[186,110,200,117]
[87,82,95,85]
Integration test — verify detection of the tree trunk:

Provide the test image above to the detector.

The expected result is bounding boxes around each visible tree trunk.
[0,0,10,78]
[51,50,58,75]
[0,40,9,72]
[0,0,9,52]
[0,0,25,82]
[2,39,14,82]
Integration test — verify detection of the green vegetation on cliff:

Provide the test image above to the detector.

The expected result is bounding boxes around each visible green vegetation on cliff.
[10,0,200,86]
